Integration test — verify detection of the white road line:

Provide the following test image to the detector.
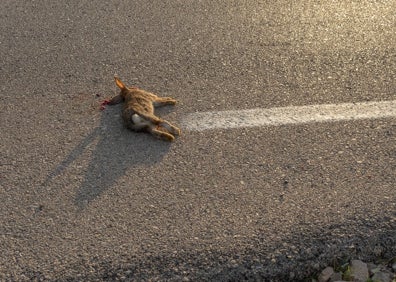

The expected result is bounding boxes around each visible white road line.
[182,100,396,131]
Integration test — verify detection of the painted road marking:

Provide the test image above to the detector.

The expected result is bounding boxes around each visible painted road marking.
[182,100,396,131]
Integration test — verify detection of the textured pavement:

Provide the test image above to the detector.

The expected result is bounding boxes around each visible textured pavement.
[1,1,395,280]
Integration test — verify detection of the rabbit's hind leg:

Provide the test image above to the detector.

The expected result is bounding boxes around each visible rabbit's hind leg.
[149,126,175,142]
[135,112,180,139]
[160,120,181,136]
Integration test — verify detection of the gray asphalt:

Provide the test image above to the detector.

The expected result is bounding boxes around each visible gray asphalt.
[1,1,395,281]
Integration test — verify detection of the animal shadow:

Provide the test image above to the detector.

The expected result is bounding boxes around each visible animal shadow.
[44,104,171,209]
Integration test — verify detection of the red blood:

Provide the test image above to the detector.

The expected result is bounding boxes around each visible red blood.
[100,99,111,110]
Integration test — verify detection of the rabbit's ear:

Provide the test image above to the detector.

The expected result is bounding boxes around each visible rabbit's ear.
[114,76,127,90]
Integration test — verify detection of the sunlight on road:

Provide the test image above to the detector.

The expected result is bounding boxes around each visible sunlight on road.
[252,1,395,51]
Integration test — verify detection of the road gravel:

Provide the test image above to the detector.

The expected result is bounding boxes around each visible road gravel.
[1,1,395,281]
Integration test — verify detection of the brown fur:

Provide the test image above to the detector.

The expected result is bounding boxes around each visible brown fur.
[109,77,181,141]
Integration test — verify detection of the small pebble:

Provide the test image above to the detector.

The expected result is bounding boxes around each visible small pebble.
[318,266,334,282]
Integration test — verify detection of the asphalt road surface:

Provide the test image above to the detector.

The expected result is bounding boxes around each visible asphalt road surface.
[1,1,395,281]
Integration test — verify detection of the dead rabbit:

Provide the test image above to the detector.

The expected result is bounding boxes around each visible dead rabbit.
[108,77,181,141]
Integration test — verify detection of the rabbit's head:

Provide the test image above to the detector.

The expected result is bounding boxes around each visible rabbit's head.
[109,76,138,104]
